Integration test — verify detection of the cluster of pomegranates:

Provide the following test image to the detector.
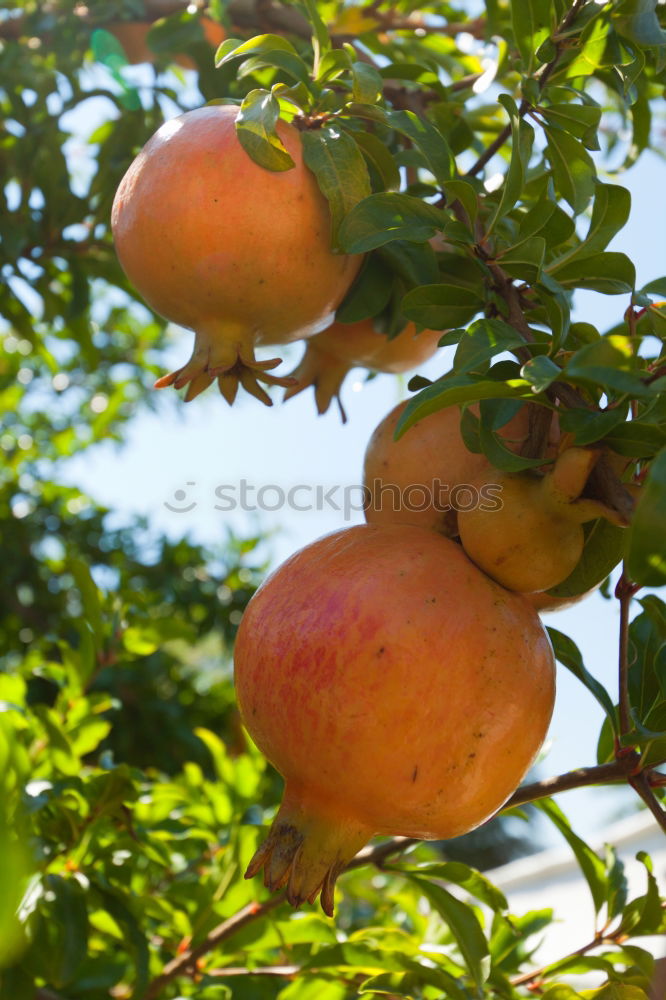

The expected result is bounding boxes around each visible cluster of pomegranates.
[111,104,624,916]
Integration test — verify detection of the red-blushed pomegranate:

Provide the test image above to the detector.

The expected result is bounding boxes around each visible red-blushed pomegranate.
[284,319,441,420]
[363,399,559,536]
[234,523,555,915]
[111,105,362,404]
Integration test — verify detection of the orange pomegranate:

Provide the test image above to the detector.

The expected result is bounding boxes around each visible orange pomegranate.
[235,523,556,915]
[458,448,629,594]
[363,398,558,535]
[111,105,362,404]
[284,319,441,420]
[105,17,226,68]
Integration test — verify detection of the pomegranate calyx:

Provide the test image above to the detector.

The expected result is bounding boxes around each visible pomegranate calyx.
[284,344,350,420]
[245,789,372,916]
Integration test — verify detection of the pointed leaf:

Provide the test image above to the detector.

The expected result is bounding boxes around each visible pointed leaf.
[544,127,596,214]
[536,799,609,913]
[337,193,447,254]
[487,95,535,231]
[511,0,552,71]
[547,628,618,728]
[395,375,532,438]
[346,103,454,186]
[235,90,295,171]
[301,127,371,247]
[401,283,483,330]
[626,447,666,586]
[454,319,526,374]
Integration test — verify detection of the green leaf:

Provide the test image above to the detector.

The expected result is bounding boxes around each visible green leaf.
[487,95,535,232]
[215,34,306,77]
[550,184,631,270]
[443,180,479,225]
[391,860,508,912]
[558,407,628,446]
[604,422,666,458]
[544,127,596,214]
[345,104,454,187]
[536,799,609,912]
[301,127,371,247]
[359,965,470,1000]
[545,519,626,601]
[626,447,666,586]
[395,375,532,438]
[565,335,649,396]
[551,252,635,294]
[478,399,552,471]
[454,319,526,374]
[518,201,575,247]
[235,90,295,171]
[541,103,602,149]
[617,852,664,935]
[547,628,618,728]
[351,132,401,191]
[39,875,89,987]
[520,355,561,392]
[511,0,552,72]
[337,193,447,254]
[614,0,666,46]
[351,61,383,103]
[301,0,331,75]
[68,557,103,647]
[336,256,393,323]
[404,876,491,988]
[497,235,546,283]
[400,283,484,330]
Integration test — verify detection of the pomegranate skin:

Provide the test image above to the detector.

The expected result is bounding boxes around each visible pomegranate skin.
[284,319,442,420]
[111,105,362,403]
[235,524,555,914]
[363,400,558,535]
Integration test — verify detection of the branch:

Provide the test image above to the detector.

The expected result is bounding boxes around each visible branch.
[615,571,636,737]
[629,770,666,835]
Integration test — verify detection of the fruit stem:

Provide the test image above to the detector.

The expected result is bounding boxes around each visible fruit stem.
[245,784,373,916]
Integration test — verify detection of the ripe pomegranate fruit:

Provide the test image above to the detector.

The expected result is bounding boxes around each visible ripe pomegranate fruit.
[104,17,225,68]
[458,447,629,594]
[363,399,559,535]
[235,523,556,915]
[284,319,441,420]
[111,105,362,404]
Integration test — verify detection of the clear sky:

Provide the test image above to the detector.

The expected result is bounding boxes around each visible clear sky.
[60,63,666,842]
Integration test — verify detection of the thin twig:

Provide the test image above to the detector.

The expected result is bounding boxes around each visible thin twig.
[615,571,635,738]
[629,771,666,835]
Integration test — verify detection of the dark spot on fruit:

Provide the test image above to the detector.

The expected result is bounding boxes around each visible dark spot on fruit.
[474,731,484,739]
[377,646,385,655]
[412,765,418,782]
[468,752,476,758]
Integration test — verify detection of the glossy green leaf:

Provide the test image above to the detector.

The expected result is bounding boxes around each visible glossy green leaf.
[235,90,295,171]
[395,375,532,438]
[520,355,561,392]
[404,876,491,988]
[626,447,666,585]
[541,102,601,149]
[547,627,618,727]
[511,0,552,72]
[604,421,666,457]
[565,335,648,395]
[400,283,483,330]
[301,127,371,246]
[558,407,628,446]
[337,193,446,254]
[443,179,479,225]
[345,104,455,186]
[614,0,666,46]
[351,62,383,103]
[550,184,632,271]
[390,860,508,912]
[487,95,535,232]
[536,799,609,912]
[545,518,626,602]
[351,132,401,191]
[498,235,546,282]
[544,127,596,214]
[335,256,393,322]
[454,319,526,374]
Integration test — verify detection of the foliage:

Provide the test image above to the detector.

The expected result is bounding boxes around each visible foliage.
[1,0,665,998]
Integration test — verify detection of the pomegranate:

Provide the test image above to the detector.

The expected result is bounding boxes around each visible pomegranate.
[363,399,558,535]
[111,105,362,404]
[235,523,555,915]
[458,447,629,594]
[104,17,225,68]
[284,319,441,420]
